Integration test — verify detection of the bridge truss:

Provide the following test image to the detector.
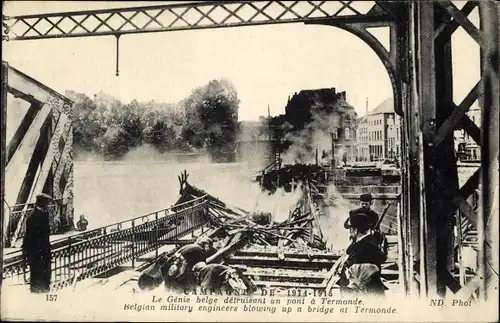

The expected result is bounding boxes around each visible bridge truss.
[1,0,499,302]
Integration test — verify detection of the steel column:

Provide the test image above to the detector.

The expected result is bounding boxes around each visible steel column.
[432,3,459,297]
[406,1,424,297]
[478,2,499,303]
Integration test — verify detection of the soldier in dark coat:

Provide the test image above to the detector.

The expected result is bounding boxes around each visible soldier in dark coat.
[22,193,53,293]
[162,237,215,291]
[344,193,379,230]
[339,212,386,296]
[344,193,388,262]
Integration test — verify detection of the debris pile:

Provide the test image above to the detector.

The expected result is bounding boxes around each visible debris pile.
[258,164,329,194]
[195,184,328,253]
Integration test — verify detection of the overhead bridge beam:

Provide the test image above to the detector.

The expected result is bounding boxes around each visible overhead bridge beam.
[2,1,395,41]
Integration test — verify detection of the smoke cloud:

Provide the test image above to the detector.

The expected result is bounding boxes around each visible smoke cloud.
[318,183,355,250]
[281,105,342,165]
[236,118,272,171]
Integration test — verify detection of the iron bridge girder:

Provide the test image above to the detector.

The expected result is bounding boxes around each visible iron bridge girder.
[2,1,396,41]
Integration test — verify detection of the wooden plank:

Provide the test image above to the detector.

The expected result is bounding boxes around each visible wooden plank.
[254,281,325,289]
[228,255,333,264]
[240,268,327,279]
[235,249,341,260]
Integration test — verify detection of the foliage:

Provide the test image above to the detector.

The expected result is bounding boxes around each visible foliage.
[181,79,240,161]
[67,79,240,161]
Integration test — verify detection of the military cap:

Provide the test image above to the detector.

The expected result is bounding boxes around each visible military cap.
[360,193,373,202]
[36,193,53,200]
[35,193,53,206]
[344,212,370,232]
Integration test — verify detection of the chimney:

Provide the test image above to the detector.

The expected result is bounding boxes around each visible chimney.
[365,97,369,116]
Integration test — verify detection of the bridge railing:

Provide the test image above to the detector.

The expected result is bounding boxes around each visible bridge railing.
[5,199,68,246]
[2,195,210,290]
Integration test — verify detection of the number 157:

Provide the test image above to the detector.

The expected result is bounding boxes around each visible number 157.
[46,294,57,302]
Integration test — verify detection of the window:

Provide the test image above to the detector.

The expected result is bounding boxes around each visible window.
[345,127,350,139]
[332,129,338,140]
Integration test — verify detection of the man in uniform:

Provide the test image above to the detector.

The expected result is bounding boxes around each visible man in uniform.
[344,193,388,263]
[162,237,215,291]
[192,262,256,293]
[345,193,379,230]
[22,193,53,293]
[338,212,386,296]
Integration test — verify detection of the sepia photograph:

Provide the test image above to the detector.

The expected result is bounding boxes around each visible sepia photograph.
[1,1,498,322]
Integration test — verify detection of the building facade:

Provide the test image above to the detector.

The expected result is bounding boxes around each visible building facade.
[356,98,401,162]
[272,87,358,165]
[386,114,402,160]
[453,106,481,161]
[356,116,370,161]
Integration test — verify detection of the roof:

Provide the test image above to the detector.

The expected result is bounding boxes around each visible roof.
[357,116,368,123]
[370,98,394,115]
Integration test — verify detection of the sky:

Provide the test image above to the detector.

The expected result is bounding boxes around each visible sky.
[2,1,480,121]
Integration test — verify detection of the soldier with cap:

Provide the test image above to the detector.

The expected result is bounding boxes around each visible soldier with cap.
[338,211,386,296]
[22,193,53,293]
[345,193,388,263]
[346,193,379,230]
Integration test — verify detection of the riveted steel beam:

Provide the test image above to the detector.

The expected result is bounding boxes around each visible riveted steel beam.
[2,1,395,41]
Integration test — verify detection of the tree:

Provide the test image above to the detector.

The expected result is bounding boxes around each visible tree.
[104,100,146,158]
[181,79,240,160]
[68,91,108,157]
[144,118,177,153]
[68,79,241,160]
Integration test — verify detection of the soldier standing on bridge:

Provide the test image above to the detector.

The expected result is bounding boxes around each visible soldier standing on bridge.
[345,193,388,263]
[339,212,386,296]
[346,193,379,230]
[22,193,53,293]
